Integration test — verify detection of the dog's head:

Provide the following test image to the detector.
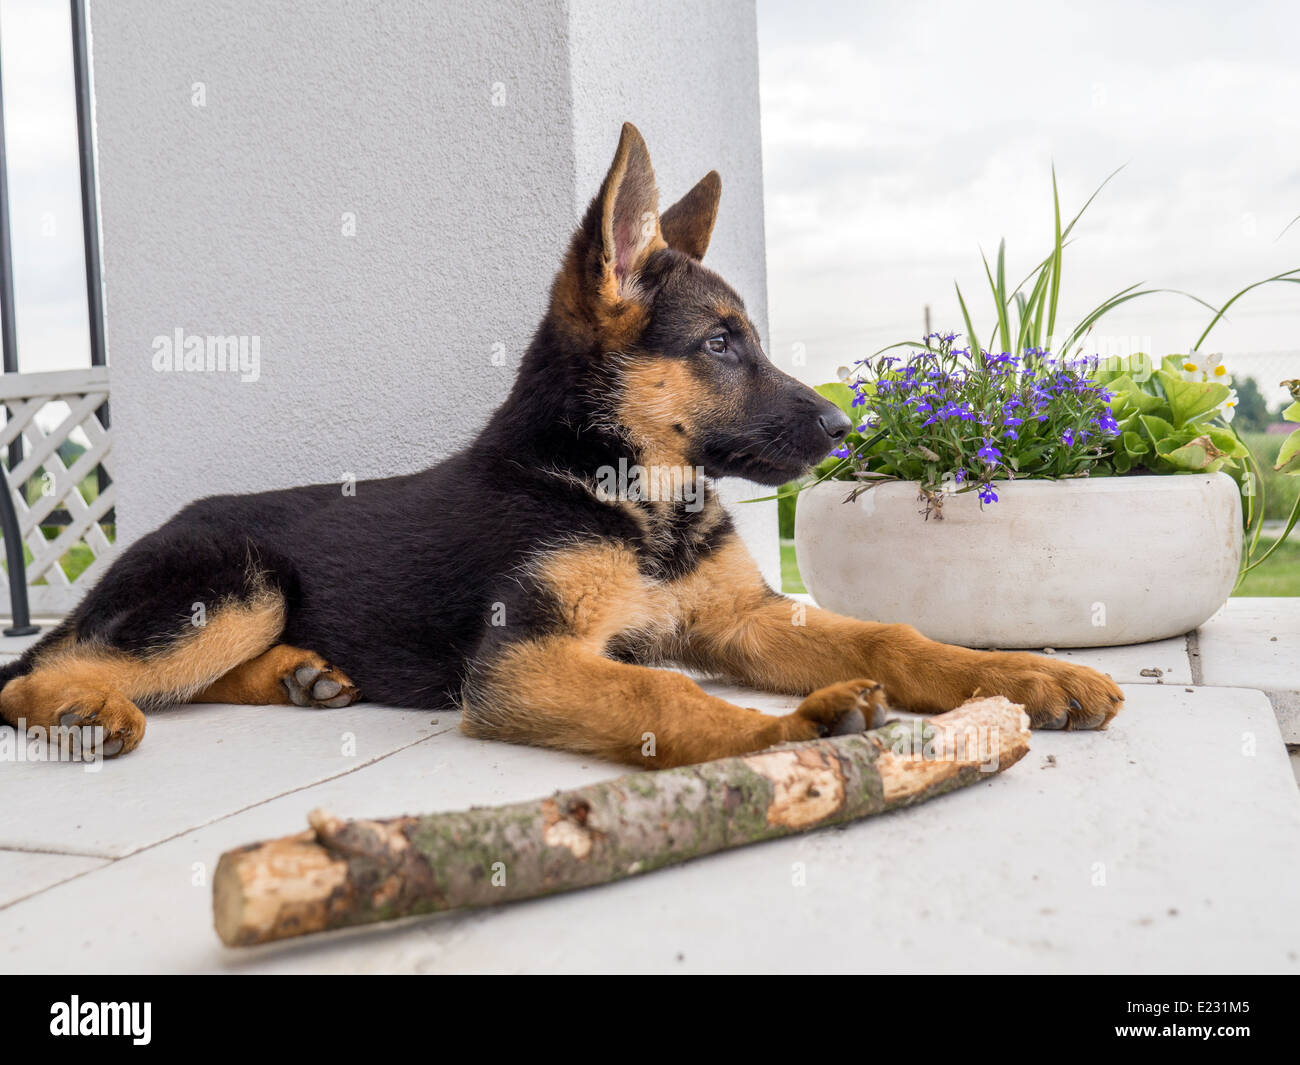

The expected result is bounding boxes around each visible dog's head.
[550,123,851,486]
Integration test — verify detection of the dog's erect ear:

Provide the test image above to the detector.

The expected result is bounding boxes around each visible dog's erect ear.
[660,172,721,260]
[596,123,665,295]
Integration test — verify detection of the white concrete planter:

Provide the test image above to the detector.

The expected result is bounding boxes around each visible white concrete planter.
[794,473,1242,648]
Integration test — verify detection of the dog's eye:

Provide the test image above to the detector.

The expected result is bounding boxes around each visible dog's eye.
[706,335,728,355]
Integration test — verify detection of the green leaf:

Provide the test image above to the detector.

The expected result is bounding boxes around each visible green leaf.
[1061,287,1216,359]
[814,382,857,419]
[1161,441,1211,471]
[1122,431,1149,456]
[1140,414,1177,443]
[1028,271,1050,353]
[1005,166,1123,299]
[1205,428,1248,459]
[1046,165,1063,349]
[1154,428,1195,450]
[1155,371,1229,429]
[1157,432,1228,472]
[995,239,1010,355]
[1276,428,1300,474]
[1013,263,1052,358]
[1109,375,1165,414]
[1283,400,1300,425]
[955,282,980,360]
[1194,268,1300,350]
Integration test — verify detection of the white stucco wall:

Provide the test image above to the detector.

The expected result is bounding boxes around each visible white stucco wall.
[568,0,776,579]
[88,0,777,583]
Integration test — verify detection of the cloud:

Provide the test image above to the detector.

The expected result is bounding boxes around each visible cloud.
[1,0,91,373]
[757,0,1300,401]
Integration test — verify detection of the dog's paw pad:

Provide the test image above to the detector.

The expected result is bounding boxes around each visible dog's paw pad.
[283,662,360,709]
[828,706,866,736]
[791,678,890,740]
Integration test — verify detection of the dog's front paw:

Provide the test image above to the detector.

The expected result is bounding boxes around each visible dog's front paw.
[977,655,1123,730]
[55,688,146,757]
[785,678,890,741]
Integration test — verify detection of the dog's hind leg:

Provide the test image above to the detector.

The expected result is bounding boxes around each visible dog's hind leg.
[0,529,301,757]
[192,645,360,708]
[0,591,287,758]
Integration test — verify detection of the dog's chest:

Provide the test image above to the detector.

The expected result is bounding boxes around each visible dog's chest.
[624,495,729,583]
[535,495,737,659]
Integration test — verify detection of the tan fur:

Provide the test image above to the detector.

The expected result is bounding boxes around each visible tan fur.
[615,358,702,470]
[193,644,356,706]
[0,592,287,756]
[462,635,798,767]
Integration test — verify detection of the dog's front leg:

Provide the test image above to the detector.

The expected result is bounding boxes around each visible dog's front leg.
[675,539,1123,731]
[460,637,887,768]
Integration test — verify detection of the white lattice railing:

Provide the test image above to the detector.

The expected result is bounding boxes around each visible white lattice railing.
[0,366,114,615]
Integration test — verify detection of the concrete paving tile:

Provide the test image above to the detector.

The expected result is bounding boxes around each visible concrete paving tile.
[0,702,444,857]
[2,684,1295,974]
[1198,597,1300,693]
[0,850,107,909]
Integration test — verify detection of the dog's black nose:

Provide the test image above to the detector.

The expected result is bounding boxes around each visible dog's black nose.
[817,409,852,443]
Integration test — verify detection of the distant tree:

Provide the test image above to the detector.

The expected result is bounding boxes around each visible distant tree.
[1233,377,1273,432]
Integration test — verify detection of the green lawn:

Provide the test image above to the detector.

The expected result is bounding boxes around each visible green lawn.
[1236,537,1300,596]
[779,539,805,594]
[5,533,107,585]
[1239,432,1300,522]
[780,538,1300,598]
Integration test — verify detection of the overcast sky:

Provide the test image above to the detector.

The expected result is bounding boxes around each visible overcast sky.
[0,0,87,373]
[757,0,1300,402]
[0,1,1295,404]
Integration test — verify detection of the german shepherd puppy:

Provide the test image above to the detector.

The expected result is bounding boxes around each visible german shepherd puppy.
[0,124,1122,765]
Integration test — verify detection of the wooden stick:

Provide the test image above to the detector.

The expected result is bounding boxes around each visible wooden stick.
[213,696,1029,946]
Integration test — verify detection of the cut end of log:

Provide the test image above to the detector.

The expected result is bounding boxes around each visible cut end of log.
[213,829,347,947]
[872,695,1030,803]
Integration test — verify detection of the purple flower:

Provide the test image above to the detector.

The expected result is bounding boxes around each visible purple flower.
[1095,410,1120,435]
[830,444,851,458]
[976,438,1002,464]
[978,483,999,504]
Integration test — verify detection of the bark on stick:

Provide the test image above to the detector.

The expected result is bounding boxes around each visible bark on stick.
[213,696,1029,947]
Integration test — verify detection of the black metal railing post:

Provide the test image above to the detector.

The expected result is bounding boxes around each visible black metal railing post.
[0,29,38,636]
[72,0,111,526]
